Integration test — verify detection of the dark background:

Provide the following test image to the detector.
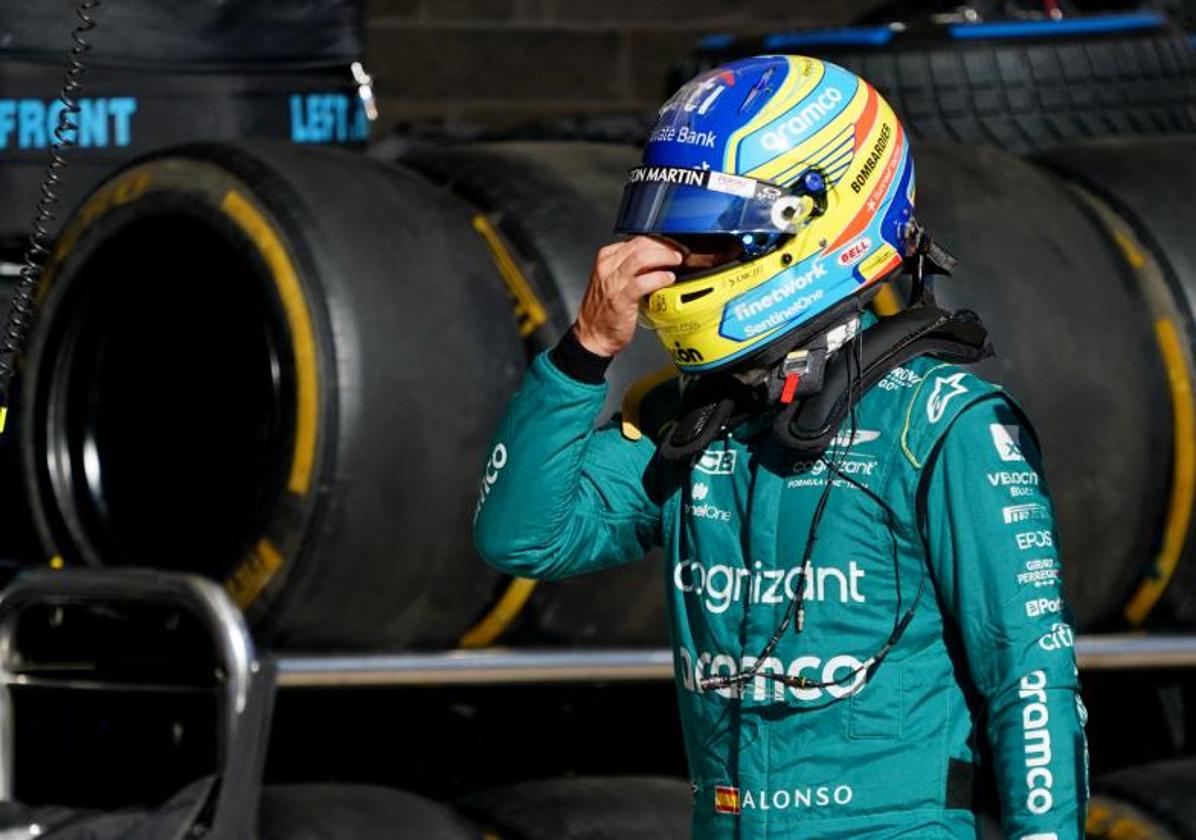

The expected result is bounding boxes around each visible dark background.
[363,0,887,130]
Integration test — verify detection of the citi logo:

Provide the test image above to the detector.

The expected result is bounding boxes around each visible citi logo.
[1038,623,1074,652]
[671,342,705,364]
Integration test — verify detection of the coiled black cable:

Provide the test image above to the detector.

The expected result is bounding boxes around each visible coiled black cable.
[0,0,101,430]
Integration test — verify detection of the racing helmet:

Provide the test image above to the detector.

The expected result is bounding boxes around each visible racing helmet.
[615,55,915,374]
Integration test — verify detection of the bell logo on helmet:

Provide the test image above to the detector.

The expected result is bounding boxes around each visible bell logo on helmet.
[671,342,705,364]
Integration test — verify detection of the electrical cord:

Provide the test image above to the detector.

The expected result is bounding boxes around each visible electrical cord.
[700,304,926,697]
[0,0,101,433]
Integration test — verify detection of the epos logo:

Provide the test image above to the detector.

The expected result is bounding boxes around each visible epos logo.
[1016,530,1053,551]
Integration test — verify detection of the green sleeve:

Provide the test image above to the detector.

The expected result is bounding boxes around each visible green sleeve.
[472,349,664,581]
[922,396,1089,839]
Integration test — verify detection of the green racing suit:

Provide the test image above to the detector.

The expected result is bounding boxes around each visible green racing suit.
[473,343,1089,839]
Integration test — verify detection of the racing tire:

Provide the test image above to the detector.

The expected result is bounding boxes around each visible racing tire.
[0,56,368,246]
[398,141,672,648]
[260,784,484,840]
[1087,759,1196,839]
[910,141,1172,630]
[396,141,671,424]
[455,776,693,840]
[674,15,1196,153]
[1036,135,1196,628]
[19,140,524,649]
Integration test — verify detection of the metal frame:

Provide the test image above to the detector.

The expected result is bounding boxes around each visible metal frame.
[271,634,1196,688]
[0,569,270,838]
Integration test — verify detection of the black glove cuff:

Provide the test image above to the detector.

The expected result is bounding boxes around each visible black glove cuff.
[550,328,612,385]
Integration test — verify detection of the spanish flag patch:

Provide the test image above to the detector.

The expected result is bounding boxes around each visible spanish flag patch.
[714,785,740,815]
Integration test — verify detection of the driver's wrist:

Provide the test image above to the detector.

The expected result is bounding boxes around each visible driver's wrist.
[550,325,612,384]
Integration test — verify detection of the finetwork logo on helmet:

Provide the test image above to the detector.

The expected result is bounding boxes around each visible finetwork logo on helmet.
[723,262,828,341]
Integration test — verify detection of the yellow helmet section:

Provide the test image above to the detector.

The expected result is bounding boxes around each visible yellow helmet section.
[627,55,914,373]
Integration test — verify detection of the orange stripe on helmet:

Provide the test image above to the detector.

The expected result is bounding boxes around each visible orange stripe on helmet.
[825,124,905,254]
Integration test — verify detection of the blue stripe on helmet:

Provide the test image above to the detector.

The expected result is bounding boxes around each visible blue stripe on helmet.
[736,64,860,174]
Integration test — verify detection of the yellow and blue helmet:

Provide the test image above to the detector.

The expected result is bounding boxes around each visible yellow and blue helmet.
[616,55,915,374]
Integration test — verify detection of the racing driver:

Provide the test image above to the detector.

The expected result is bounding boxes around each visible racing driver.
[473,55,1088,839]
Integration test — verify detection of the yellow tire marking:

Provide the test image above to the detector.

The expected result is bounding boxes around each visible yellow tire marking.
[1112,229,1147,269]
[621,365,680,441]
[49,555,64,570]
[220,190,319,496]
[1125,317,1196,625]
[472,214,548,338]
[226,539,285,610]
[871,284,902,317]
[458,577,538,649]
[458,214,555,645]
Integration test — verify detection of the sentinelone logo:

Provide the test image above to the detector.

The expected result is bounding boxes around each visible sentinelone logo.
[0,97,137,149]
[721,262,828,341]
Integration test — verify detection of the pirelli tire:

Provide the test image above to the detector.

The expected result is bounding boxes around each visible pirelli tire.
[398,141,671,648]
[1086,759,1196,839]
[673,14,1196,153]
[455,777,692,840]
[1035,135,1196,629]
[19,140,524,649]
[0,56,369,246]
[396,141,671,423]
[260,785,484,840]
[905,141,1172,630]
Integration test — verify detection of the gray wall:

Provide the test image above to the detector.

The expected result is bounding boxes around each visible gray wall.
[366,0,884,130]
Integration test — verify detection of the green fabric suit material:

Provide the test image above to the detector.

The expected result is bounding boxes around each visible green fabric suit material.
[473,349,1088,839]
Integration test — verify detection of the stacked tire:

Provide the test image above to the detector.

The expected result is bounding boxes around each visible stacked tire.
[0,0,370,248]
[672,13,1196,153]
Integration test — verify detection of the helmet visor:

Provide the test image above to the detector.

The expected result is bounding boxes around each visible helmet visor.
[614,166,802,238]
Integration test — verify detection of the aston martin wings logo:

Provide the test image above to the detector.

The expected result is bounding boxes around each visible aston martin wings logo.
[926,372,968,423]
